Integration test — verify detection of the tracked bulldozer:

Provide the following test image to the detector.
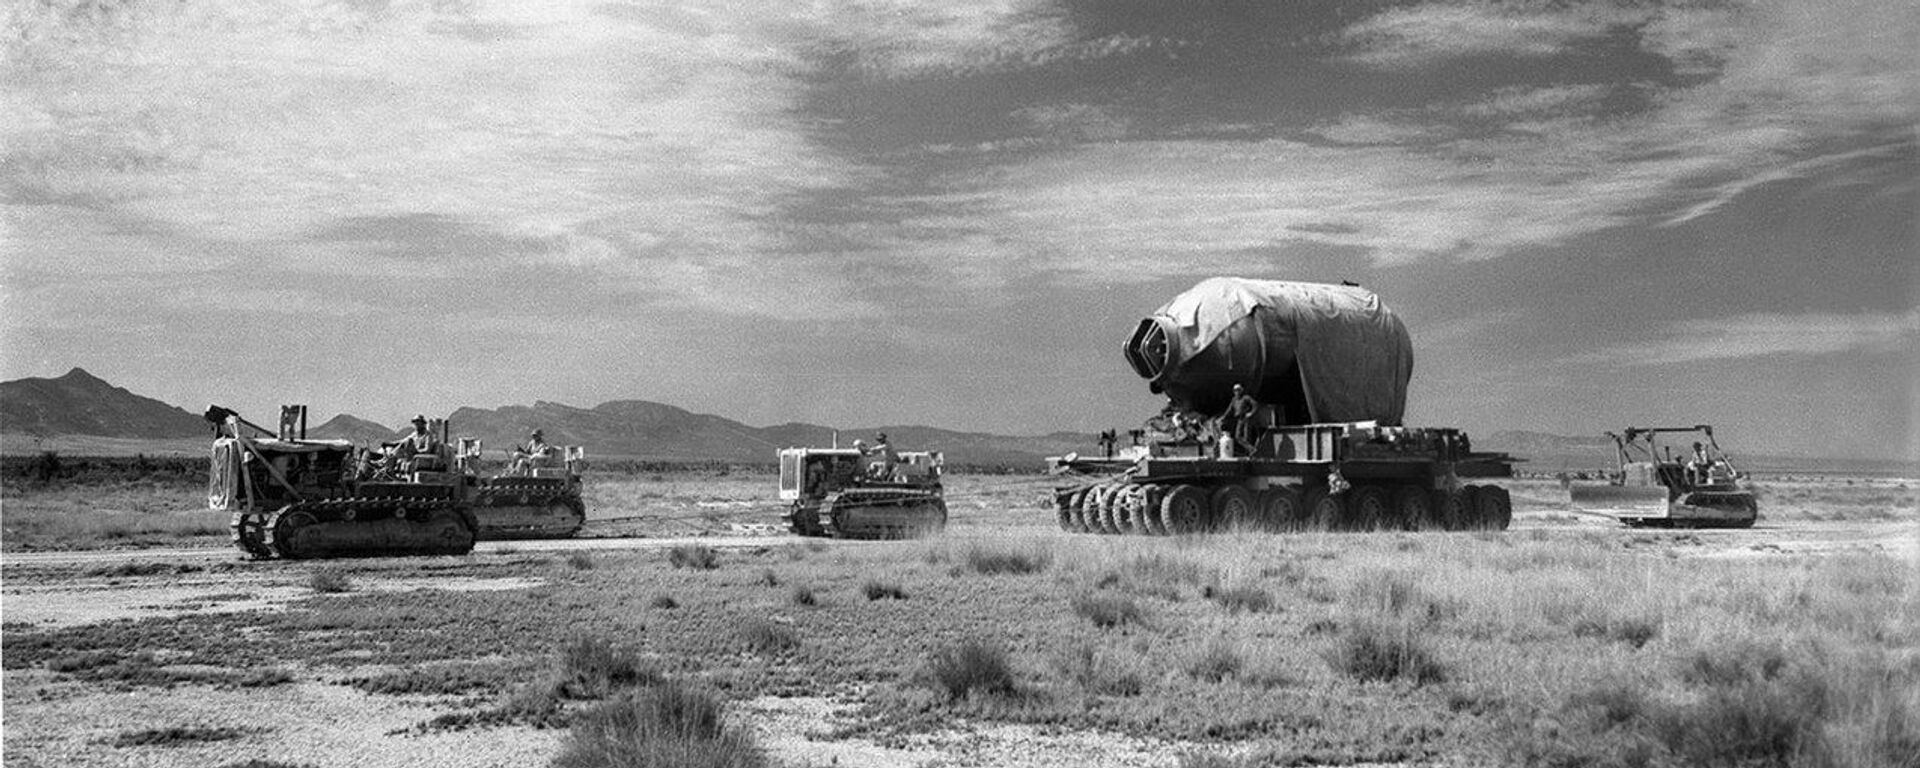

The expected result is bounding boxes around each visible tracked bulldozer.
[1568,425,1757,528]
[209,405,587,559]
[777,445,947,539]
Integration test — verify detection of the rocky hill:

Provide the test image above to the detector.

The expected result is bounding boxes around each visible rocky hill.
[0,368,207,439]
[0,370,1094,466]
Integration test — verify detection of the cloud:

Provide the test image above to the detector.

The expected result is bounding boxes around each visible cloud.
[1569,310,1920,367]
[1339,3,1637,71]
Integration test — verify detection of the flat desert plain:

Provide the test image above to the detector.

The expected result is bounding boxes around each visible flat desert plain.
[3,469,1916,768]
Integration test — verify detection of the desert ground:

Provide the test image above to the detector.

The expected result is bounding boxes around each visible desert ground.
[3,463,1916,768]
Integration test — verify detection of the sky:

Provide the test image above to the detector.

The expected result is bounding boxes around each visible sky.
[3,0,1915,462]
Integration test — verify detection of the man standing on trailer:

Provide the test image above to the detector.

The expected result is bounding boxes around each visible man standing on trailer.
[1220,384,1261,457]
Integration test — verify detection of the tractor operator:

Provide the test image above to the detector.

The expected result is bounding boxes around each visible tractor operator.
[511,429,554,475]
[384,415,443,473]
[868,433,900,480]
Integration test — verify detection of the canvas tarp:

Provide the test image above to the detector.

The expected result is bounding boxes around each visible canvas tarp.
[1150,277,1413,424]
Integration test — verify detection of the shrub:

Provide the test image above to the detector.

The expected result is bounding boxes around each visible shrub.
[863,581,907,601]
[1186,638,1243,683]
[650,594,679,610]
[756,568,779,587]
[1053,644,1147,697]
[962,544,1052,575]
[669,545,719,570]
[553,680,766,768]
[107,726,249,747]
[1071,592,1143,629]
[565,551,595,570]
[555,636,660,700]
[307,567,352,593]
[738,619,799,655]
[1204,584,1273,614]
[790,585,818,607]
[925,640,1017,700]
[1326,621,1445,685]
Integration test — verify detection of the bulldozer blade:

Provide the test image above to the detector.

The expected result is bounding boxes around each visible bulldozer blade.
[1568,483,1672,519]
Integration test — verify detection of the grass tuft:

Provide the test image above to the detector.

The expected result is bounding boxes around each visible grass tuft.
[106,726,250,747]
[790,585,819,607]
[555,636,661,700]
[668,544,719,570]
[564,551,595,570]
[553,679,766,768]
[1203,583,1274,614]
[738,619,799,655]
[1326,621,1446,685]
[962,544,1052,575]
[862,580,908,601]
[1071,592,1144,629]
[307,567,352,593]
[1185,637,1244,683]
[925,639,1018,700]
[650,594,679,610]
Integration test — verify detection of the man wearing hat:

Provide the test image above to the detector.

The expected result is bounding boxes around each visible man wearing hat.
[385,414,443,473]
[868,432,899,480]
[511,428,554,475]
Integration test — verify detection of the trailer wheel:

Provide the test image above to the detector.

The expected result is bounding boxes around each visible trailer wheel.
[1117,486,1149,535]
[1100,485,1127,534]
[1161,485,1208,534]
[1350,486,1391,531]
[1303,487,1343,531]
[1258,487,1303,531]
[1140,485,1169,536]
[1082,485,1109,534]
[1395,486,1435,531]
[1474,486,1512,530]
[1443,487,1478,530]
[1067,488,1092,533]
[1211,486,1256,531]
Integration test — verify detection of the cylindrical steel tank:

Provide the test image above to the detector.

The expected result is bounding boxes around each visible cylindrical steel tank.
[1122,278,1412,425]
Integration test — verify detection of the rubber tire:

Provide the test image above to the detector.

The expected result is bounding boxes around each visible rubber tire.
[1475,486,1512,530]
[1350,485,1391,531]
[1083,486,1109,534]
[1211,485,1257,532]
[1096,485,1123,534]
[1140,485,1170,536]
[1055,490,1076,532]
[1394,486,1435,531]
[1118,486,1149,535]
[1303,487,1343,531]
[1445,486,1479,531]
[1258,487,1304,532]
[1160,484,1208,535]
[1067,488,1092,533]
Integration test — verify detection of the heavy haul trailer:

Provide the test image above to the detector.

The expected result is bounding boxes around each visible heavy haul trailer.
[1051,278,1518,533]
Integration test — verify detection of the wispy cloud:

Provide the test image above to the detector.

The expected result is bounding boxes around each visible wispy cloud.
[1569,310,1920,366]
[1339,3,1639,70]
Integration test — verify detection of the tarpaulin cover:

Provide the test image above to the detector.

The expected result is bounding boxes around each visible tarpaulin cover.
[1149,277,1413,424]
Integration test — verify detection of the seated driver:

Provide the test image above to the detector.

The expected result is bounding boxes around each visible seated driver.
[510,429,554,475]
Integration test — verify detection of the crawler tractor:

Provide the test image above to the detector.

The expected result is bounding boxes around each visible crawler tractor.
[777,447,948,538]
[209,405,587,559]
[1051,278,1518,534]
[1568,425,1757,528]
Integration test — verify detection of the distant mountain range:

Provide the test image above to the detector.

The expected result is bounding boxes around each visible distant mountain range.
[0,368,1091,466]
[0,368,206,439]
[3,368,1901,474]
